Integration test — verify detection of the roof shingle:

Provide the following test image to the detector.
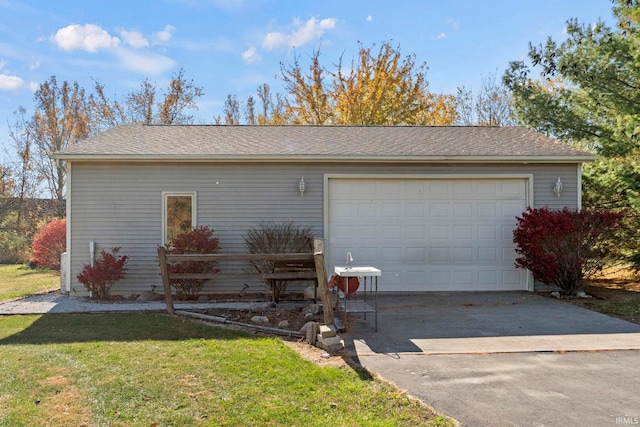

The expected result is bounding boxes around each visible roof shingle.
[54,124,594,162]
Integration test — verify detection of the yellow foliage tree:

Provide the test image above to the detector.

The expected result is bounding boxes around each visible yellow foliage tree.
[279,41,457,125]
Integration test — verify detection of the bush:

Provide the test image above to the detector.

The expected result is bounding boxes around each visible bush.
[76,247,128,300]
[0,230,31,263]
[513,207,623,295]
[166,226,220,300]
[244,221,314,302]
[31,218,66,270]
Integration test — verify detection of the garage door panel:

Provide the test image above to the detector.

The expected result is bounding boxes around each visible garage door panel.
[407,247,426,262]
[328,178,527,291]
[406,225,426,239]
[454,203,473,217]
[430,203,450,216]
[478,225,498,239]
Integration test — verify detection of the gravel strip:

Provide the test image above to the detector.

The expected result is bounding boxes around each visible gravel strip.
[0,293,279,315]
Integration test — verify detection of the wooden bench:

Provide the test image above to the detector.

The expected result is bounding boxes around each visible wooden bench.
[157,249,317,309]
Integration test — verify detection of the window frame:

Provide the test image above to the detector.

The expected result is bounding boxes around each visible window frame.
[161,191,197,245]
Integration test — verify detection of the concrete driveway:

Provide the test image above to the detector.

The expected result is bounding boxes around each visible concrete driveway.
[342,292,640,426]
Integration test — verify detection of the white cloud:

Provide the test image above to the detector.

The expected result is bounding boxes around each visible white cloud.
[120,30,149,48]
[366,15,373,22]
[445,18,460,31]
[437,32,447,39]
[29,59,40,71]
[153,25,175,44]
[262,16,337,50]
[241,46,261,64]
[51,24,120,52]
[29,81,39,91]
[0,60,6,70]
[0,74,24,90]
[114,49,176,74]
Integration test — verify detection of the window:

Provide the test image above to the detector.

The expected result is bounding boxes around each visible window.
[162,192,196,245]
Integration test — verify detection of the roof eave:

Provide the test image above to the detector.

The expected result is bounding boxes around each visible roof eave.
[53,153,597,163]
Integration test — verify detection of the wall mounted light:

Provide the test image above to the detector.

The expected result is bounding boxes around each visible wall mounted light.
[299,176,306,196]
[553,177,563,197]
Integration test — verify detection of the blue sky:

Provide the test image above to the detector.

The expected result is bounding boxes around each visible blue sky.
[0,0,617,160]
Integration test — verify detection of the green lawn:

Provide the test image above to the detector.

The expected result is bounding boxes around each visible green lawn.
[0,313,454,426]
[0,264,60,301]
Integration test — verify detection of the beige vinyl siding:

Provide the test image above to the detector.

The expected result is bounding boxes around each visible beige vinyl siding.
[68,161,580,295]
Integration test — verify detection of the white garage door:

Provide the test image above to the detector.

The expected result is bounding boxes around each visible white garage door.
[327,178,529,291]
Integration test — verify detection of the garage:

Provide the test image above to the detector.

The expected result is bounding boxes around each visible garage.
[327,176,530,292]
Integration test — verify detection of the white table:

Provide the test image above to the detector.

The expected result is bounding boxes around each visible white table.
[334,266,381,332]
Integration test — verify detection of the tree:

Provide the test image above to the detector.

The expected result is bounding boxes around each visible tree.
[244,95,256,125]
[0,163,14,224]
[279,41,458,125]
[223,94,240,125]
[30,76,91,207]
[6,107,38,227]
[503,0,640,267]
[89,68,204,128]
[456,72,517,126]
[159,69,204,124]
[255,83,289,125]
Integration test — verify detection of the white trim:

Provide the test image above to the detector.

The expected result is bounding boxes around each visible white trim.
[161,191,197,245]
[324,173,534,291]
[577,163,583,211]
[64,163,72,293]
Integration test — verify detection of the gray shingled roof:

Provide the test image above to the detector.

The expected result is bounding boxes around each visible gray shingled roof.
[54,124,594,163]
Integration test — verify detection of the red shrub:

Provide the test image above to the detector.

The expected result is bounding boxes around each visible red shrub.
[76,247,128,300]
[166,226,220,300]
[31,218,66,270]
[513,207,623,295]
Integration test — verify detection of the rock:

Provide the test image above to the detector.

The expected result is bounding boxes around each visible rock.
[137,291,164,302]
[576,291,592,299]
[300,321,320,344]
[251,315,269,324]
[307,304,322,315]
[304,312,314,320]
[197,295,211,302]
[550,291,561,298]
[269,302,277,308]
[299,321,318,335]
[303,286,316,300]
[123,293,138,301]
[277,320,289,328]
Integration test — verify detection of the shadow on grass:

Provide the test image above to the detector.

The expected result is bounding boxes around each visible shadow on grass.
[0,312,250,345]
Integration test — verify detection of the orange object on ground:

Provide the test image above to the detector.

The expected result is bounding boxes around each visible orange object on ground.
[328,274,360,294]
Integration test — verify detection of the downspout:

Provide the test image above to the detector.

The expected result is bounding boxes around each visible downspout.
[89,240,95,267]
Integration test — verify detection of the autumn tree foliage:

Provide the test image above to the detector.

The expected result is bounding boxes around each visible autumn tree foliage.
[90,68,204,129]
[166,226,220,300]
[31,218,66,270]
[76,247,128,300]
[279,41,457,125]
[30,77,91,206]
[513,207,623,295]
[504,1,640,268]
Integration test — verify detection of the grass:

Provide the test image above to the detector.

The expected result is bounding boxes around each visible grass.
[0,264,60,301]
[0,313,454,426]
[576,299,640,324]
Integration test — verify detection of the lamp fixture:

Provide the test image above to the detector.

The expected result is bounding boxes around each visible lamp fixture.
[299,176,306,196]
[553,177,563,197]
